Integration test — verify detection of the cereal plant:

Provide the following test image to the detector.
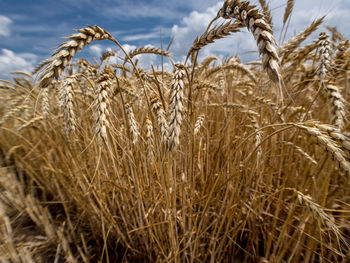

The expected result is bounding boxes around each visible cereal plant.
[0,0,349,262]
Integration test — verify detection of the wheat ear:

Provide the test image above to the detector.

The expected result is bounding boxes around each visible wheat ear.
[286,188,346,245]
[316,32,333,82]
[126,47,171,62]
[295,122,350,175]
[258,0,272,27]
[37,26,112,88]
[93,66,114,145]
[59,77,76,137]
[279,16,324,64]
[324,85,345,130]
[150,94,168,145]
[168,64,186,150]
[194,115,205,135]
[145,118,154,164]
[100,50,117,63]
[125,103,139,146]
[187,20,243,58]
[283,0,295,24]
[218,0,281,83]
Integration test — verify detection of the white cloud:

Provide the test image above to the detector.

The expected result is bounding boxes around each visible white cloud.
[0,49,37,79]
[0,15,12,37]
[89,44,104,58]
[123,31,161,42]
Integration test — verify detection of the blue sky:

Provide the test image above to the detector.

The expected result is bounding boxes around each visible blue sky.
[0,0,349,79]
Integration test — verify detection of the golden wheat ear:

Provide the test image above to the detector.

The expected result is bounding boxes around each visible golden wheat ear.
[35,26,113,88]
[218,0,281,83]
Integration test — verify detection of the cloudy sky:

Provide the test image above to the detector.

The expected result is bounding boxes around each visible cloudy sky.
[0,0,349,79]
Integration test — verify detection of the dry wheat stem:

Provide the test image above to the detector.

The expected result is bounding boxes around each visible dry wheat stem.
[17,116,44,131]
[248,113,262,161]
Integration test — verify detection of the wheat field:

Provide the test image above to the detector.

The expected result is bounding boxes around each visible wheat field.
[0,0,350,262]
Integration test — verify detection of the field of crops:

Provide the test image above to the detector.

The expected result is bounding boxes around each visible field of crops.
[0,0,350,262]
